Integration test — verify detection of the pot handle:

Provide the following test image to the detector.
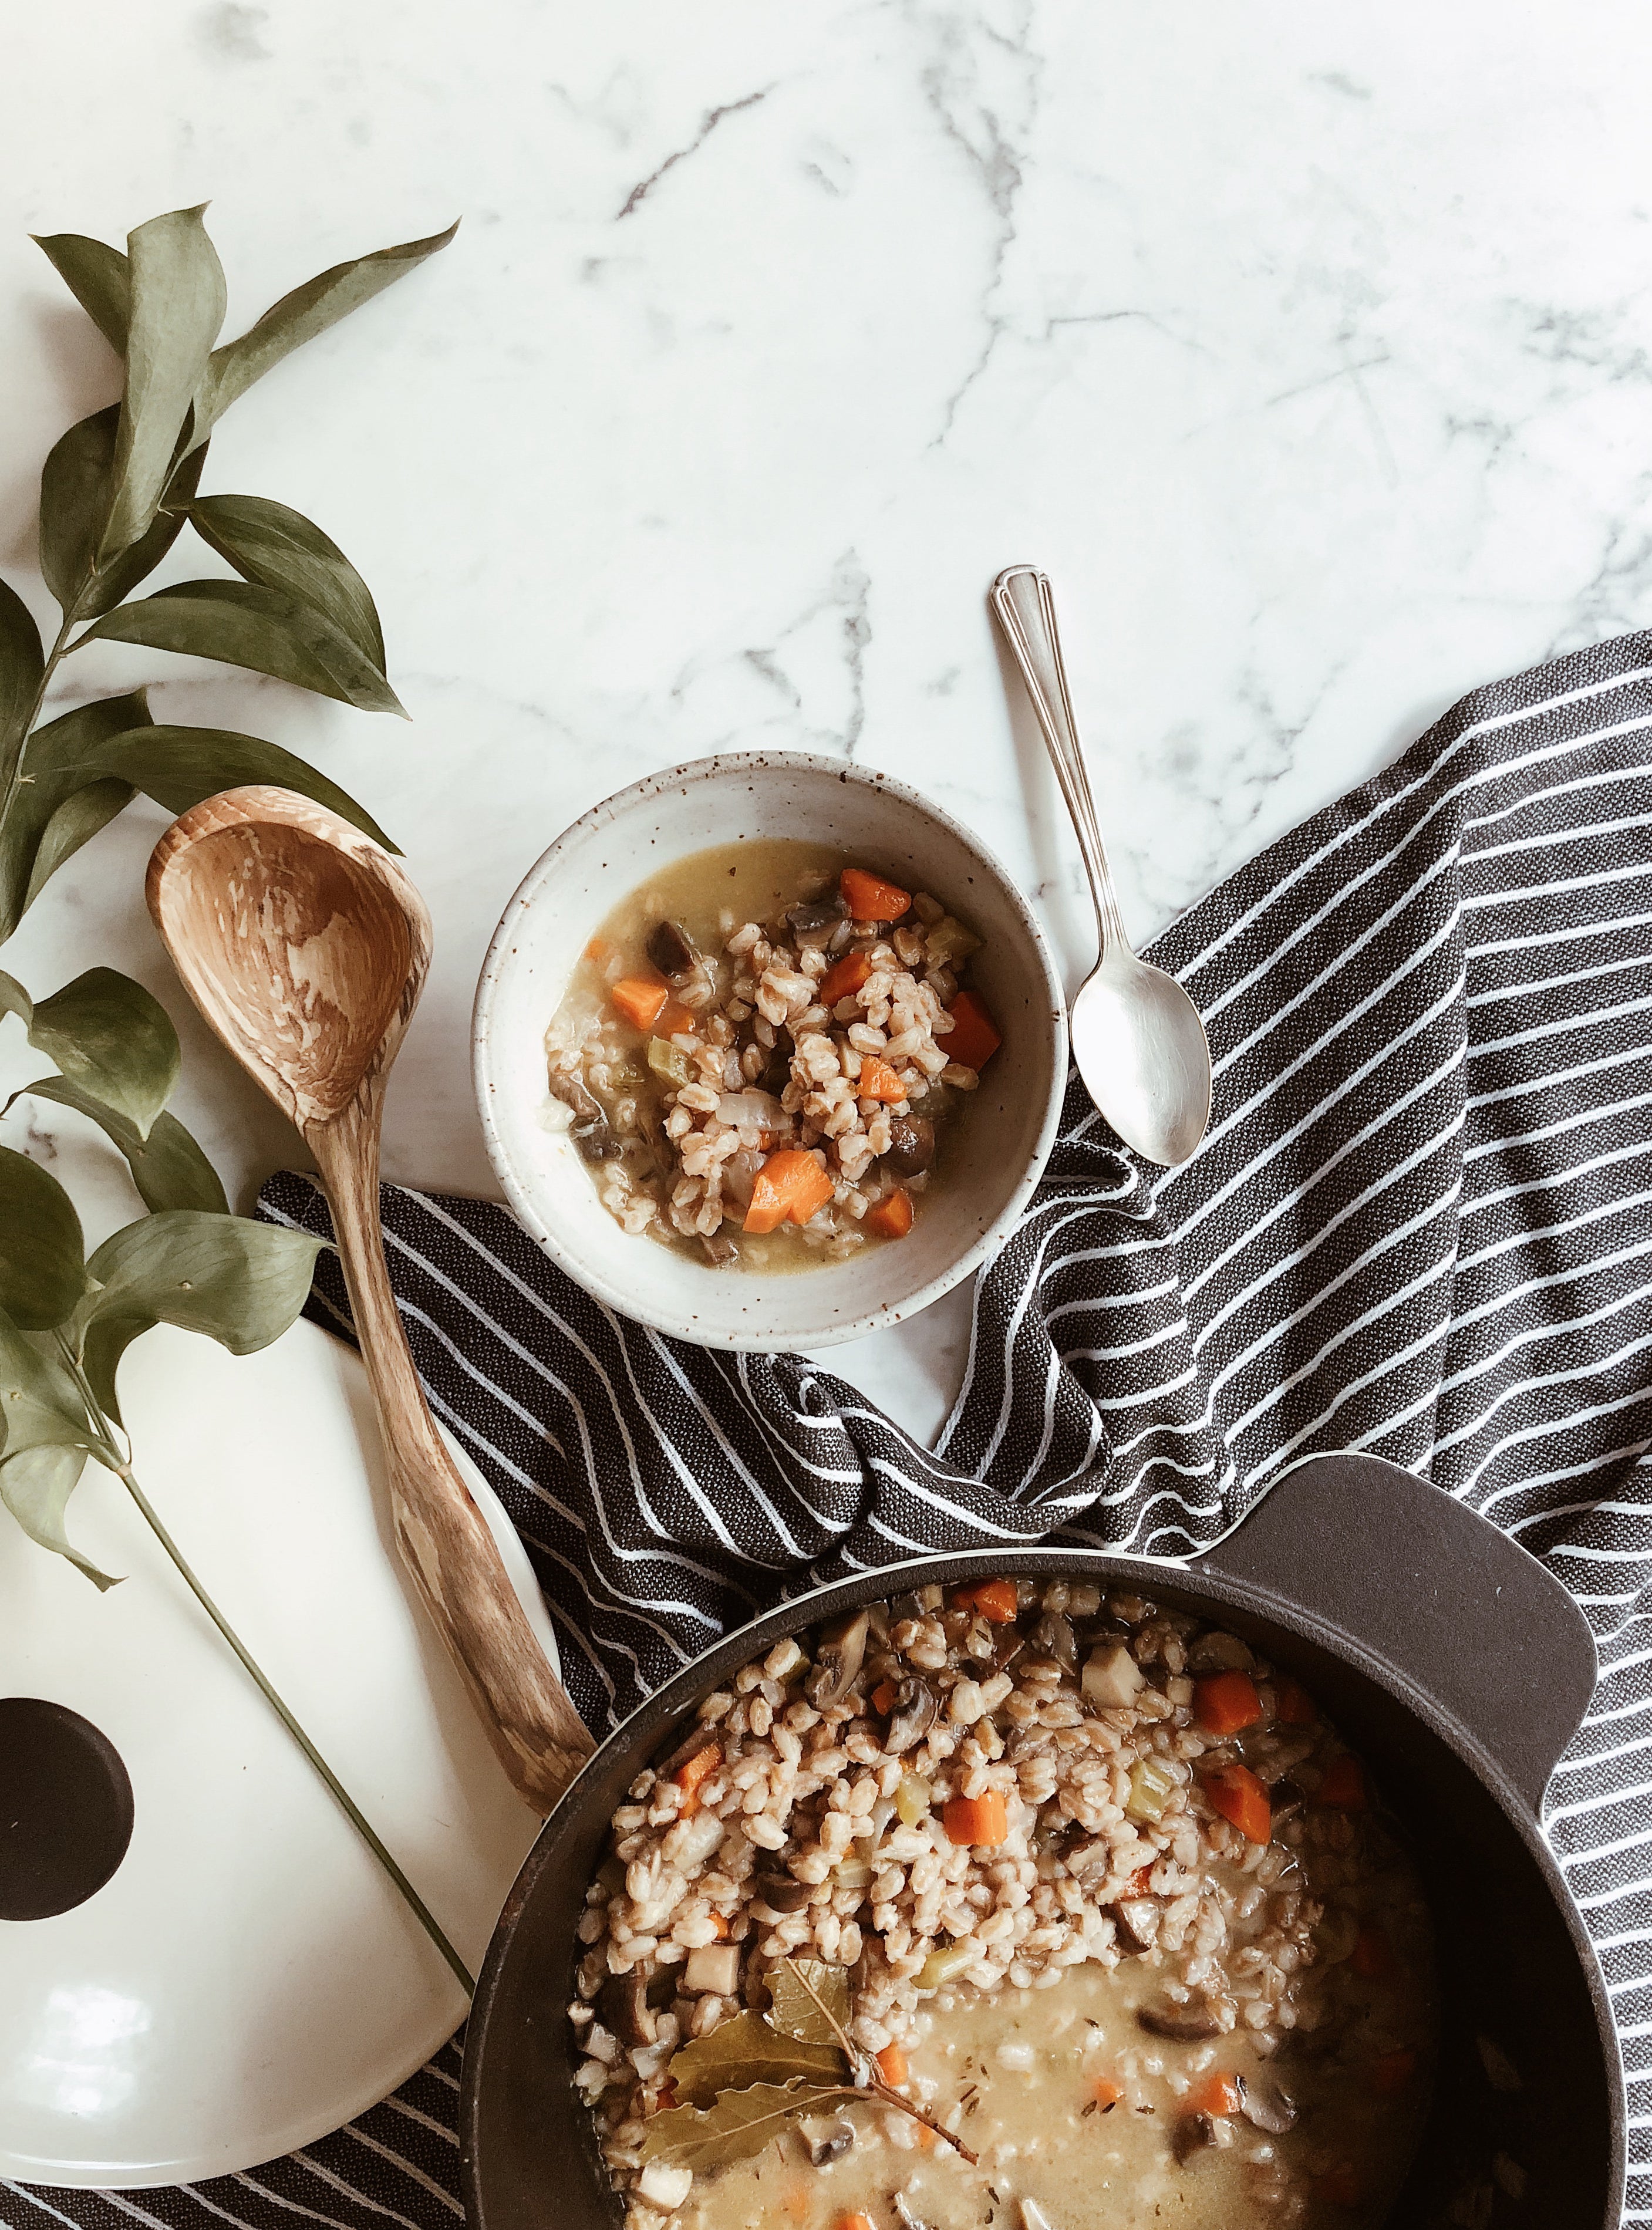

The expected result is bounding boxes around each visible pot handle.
[1195,1452,1597,1816]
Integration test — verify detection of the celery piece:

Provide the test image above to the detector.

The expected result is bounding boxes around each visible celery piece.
[926,918,982,966]
[918,1941,977,1990]
[647,1036,692,1088]
[895,1772,933,1827]
[1125,1755,1179,1824]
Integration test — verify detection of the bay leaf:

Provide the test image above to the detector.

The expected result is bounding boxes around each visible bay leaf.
[767,1958,852,2048]
[0,1147,87,1331]
[75,1210,323,1421]
[33,232,132,353]
[8,1078,228,1220]
[102,207,226,558]
[188,492,385,672]
[0,1444,119,1591]
[39,404,207,617]
[190,219,460,448]
[0,576,44,758]
[0,692,149,940]
[78,579,406,716]
[667,2011,845,2107]
[638,2079,834,2175]
[1,964,181,1139]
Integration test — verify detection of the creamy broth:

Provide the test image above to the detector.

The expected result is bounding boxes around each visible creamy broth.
[545,839,994,1271]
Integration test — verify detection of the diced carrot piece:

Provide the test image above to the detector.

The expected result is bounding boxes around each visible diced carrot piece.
[1273,1677,1317,1725]
[820,950,875,1006]
[585,936,612,964]
[840,866,912,922]
[838,2216,879,2230]
[875,2043,908,2086]
[857,1057,908,1104]
[652,2080,676,2114]
[1203,1762,1272,1845]
[783,2186,810,2226]
[935,988,1002,1071]
[1129,1863,1154,1894]
[1313,2164,1363,2208]
[867,1186,915,1240]
[943,1790,1009,1847]
[1318,1754,1367,1810]
[871,1679,899,1715]
[656,997,696,1037]
[1188,2070,1243,2117]
[1194,1670,1264,1736]
[743,1150,834,1234]
[1371,2047,1417,2096]
[672,1739,722,1817]
[1091,2075,1124,2109]
[1352,1925,1391,1979]
[956,1577,1019,1623]
[612,977,667,1030]
[915,2121,935,2151]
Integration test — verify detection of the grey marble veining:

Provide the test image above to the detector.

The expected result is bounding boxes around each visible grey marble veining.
[2,0,1650,1439]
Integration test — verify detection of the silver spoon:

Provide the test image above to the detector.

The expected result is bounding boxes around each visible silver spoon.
[990,564,1212,1166]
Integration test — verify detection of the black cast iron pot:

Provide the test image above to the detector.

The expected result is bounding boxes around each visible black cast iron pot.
[461,1454,1626,2227]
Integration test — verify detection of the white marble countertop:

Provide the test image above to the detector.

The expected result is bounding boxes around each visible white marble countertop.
[5,0,1651,1445]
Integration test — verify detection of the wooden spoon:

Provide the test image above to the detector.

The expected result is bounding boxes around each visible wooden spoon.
[147,785,594,1816]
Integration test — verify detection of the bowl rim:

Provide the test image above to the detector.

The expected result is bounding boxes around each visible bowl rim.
[471,750,1071,1350]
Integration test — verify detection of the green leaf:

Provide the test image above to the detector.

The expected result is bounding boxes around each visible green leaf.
[40,405,208,616]
[63,723,399,851]
[190,220,459,449]
[24,780,136,912]
[77,580,406,716]
[33,232,131,353]
[638,2080,833,2175]
[8,1079,227,1217]
[102,207,226,558]
[766,1959,852,2049]
[188,494,385,672]
[0,577,45,757]
[0,966,180,1139]
[0,692,148,940]
[0,1445,119,1591]
[667,2012,844,2107]
[0,1146,87,1331]
[76,1211,323,1421]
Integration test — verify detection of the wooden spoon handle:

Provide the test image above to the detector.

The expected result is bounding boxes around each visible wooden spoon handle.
[311,1108,594,1815]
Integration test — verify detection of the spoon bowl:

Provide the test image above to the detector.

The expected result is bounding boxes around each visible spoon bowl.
[991,565,1213,1168]
[147,786,594,1815]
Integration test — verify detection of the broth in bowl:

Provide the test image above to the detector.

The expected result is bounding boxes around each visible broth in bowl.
[545,841,999,1270]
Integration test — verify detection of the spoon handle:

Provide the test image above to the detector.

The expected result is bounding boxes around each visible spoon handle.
[990,565,1130,959]
[311,1109,594,1816]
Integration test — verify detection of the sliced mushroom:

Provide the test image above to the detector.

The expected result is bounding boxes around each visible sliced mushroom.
[1028,1610,1078,1672]
[884,1675,939,1753]
[1239,2074,1298,2135]
[699,1229,740,1266]
[1269,1776,1306,1818]
[683,1942,742,1995]
[1083,1641,1145,1709]
[1174,2111,1219,2165]
[1186,1629,1256,1675]
[548,1072,623,1162]
[784,896,849,946]
[753,1869,812,1914]
[1018,2205,1055,2230]
[1138,2003,1222,2041]
[1109,1897,1161,1955]
[807,1608,871,1708]
[884,1114,936,1178]
[598,1972,655,2046]
[646,919,699,979]
[656,1724,723,1780]
[892,2197,930,2230]
[799,2116,856,2167]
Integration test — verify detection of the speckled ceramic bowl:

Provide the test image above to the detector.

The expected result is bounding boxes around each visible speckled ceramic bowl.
[472,752,1068,1350]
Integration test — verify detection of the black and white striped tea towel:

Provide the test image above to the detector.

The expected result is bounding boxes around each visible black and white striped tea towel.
[11,627,1652,2230]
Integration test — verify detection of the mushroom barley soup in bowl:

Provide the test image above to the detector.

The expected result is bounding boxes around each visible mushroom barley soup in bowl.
[473,754,1067,1349]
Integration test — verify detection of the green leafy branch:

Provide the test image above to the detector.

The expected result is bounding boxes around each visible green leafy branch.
[0,204,466,1989]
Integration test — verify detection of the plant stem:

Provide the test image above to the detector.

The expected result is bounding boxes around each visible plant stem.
[56,1346,475,1998]
[0,612,74,835]
[787,1961,977,2164]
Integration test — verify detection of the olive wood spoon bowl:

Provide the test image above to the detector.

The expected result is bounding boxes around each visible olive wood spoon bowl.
[146,785,594,1815]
